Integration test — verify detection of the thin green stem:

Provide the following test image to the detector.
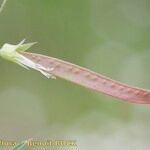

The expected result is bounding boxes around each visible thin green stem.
[0,0,7,14]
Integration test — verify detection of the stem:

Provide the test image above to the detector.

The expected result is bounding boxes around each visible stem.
[0,0,7,14]
[22,52,150,104]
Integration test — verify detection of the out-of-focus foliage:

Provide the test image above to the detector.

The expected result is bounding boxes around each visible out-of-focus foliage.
[11,141,26,150]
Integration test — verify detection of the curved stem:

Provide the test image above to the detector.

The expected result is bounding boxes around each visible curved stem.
[0,0,7,14]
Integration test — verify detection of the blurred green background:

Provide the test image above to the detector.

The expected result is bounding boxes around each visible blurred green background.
[0,0,150,149]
